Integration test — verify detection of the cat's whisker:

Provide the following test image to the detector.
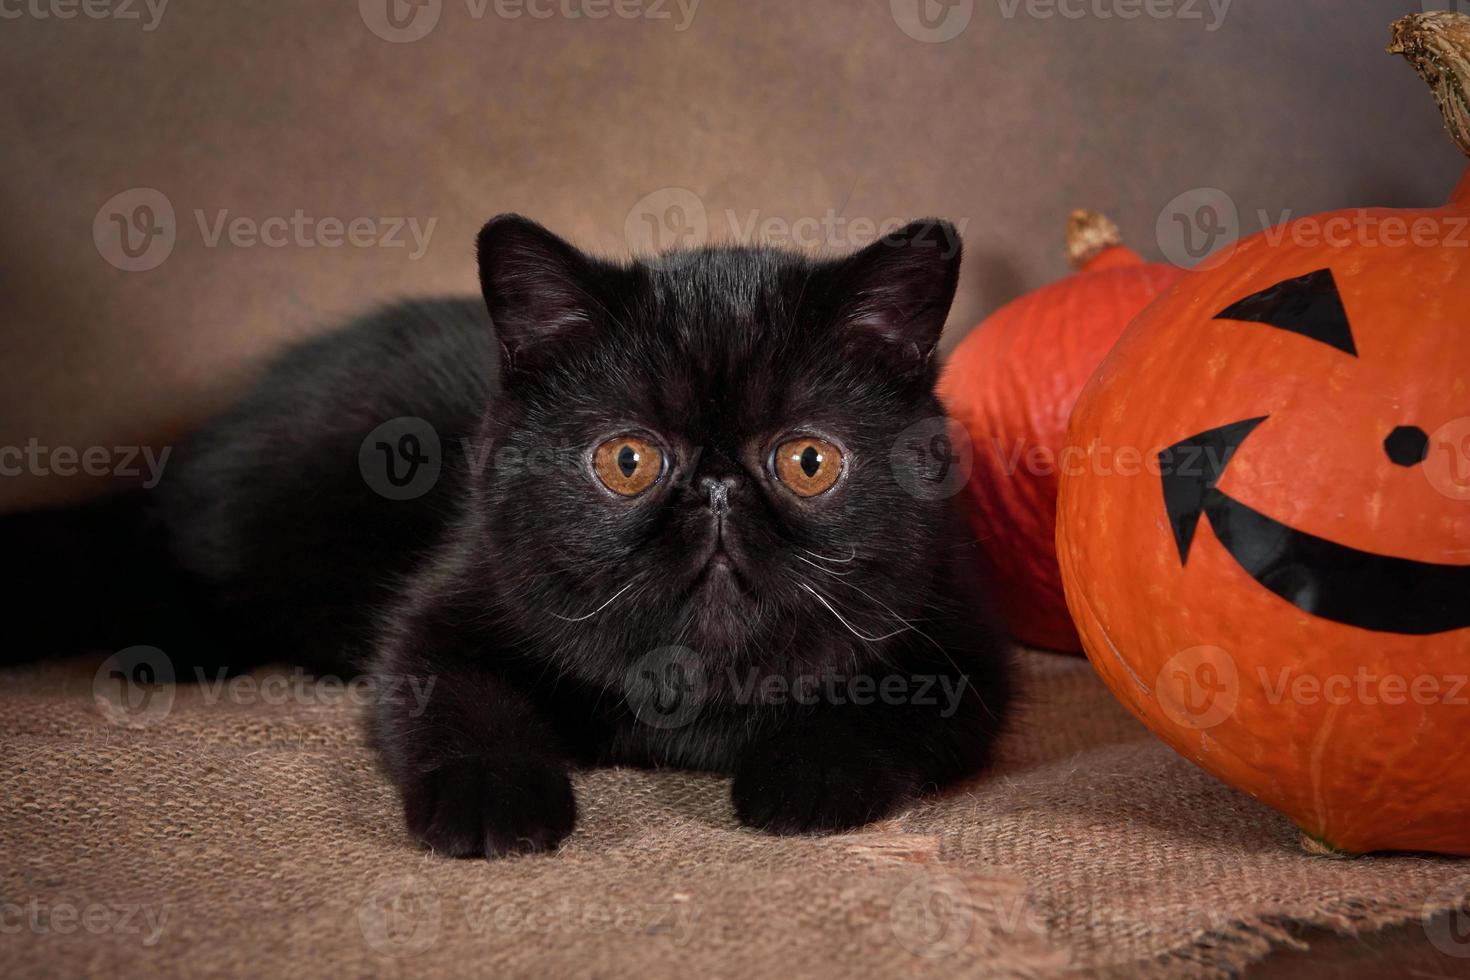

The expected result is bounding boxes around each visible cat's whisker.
[801,546,856,565]
[821,575,945,653]
[547,579,638,623]
[803,577,988,710]
[793,553,853,577]
[798,583,912,643]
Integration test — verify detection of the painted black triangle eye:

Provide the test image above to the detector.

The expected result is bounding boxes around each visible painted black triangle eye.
[1213,268,1357,357]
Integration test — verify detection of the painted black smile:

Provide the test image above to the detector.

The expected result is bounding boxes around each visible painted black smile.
[1159,417,1470,635]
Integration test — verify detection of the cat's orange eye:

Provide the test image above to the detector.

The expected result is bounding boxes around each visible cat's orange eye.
[593,435,664,496]
[772,437,843,497]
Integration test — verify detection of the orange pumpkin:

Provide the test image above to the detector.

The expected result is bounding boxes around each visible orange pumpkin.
[941,212,1183,652]
[1056,11,1470,854]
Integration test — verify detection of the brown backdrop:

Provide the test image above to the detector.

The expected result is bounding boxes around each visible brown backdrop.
[0,0,1459,509]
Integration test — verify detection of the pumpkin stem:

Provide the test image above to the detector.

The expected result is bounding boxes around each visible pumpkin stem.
[1066,210,1140,272]
[1298,830,1355,860]
[1389,11,1470,160]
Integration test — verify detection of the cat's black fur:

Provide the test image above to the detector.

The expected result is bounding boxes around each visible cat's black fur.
[153,215,1013,856]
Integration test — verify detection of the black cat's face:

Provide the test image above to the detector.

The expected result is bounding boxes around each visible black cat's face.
[474,216,964,684]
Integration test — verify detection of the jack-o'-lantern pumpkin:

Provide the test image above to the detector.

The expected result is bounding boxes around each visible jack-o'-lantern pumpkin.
[941,212,1183,652]
[1055,12,1470,855]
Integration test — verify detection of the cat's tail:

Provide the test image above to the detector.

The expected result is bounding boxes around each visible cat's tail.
[0,491,210,667]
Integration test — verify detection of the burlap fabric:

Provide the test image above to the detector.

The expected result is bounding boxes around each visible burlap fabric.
[3,650,1467,978]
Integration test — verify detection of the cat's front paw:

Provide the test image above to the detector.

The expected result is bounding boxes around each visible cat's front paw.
[400,755,576,858]
[731,736,916,835]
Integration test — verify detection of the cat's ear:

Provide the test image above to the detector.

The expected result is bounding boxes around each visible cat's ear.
[826,219,962,372]
[476,215,602,372]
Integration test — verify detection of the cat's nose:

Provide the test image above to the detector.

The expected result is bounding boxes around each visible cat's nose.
[697,474,740,515]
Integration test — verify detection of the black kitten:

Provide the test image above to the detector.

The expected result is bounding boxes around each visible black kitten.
[158,215,1012,857]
